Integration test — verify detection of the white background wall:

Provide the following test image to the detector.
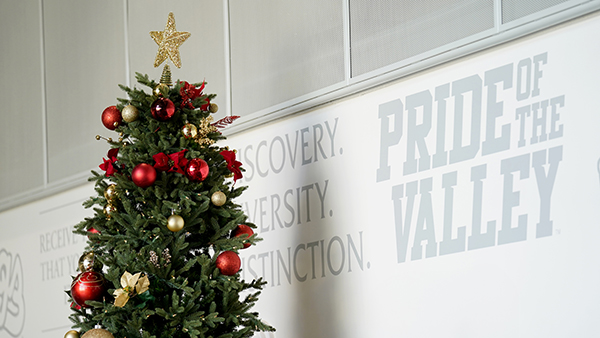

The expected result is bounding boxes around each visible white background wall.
[1,4,600,338]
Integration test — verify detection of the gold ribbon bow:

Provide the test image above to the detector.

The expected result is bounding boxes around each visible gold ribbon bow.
[113,271,150,307]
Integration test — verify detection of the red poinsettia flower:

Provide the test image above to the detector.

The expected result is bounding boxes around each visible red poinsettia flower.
[179,81,205,109]
[167,149,188,174]
[153,149,188,175]
[220,150,243,182]
[99,148,120,177]
[153,152,170,171]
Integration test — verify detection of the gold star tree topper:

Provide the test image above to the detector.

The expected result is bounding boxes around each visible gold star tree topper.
[150,12,191,68]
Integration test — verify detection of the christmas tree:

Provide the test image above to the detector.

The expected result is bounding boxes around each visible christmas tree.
[64,13,274,338]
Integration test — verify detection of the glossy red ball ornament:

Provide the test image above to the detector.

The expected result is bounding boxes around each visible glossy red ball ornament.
[185,158,209,182]
[151,97,175,121]
[87,227,100,240]
[216,251,241,276]
[87,227,100,235]
[70,271,107,308]
[101,106,122,130]
[132,163,157,188]
[231,224,254,249]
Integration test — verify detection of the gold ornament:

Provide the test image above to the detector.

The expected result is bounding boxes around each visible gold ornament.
[121,105,139,123]
[78,252,102,272]
[211,191,227,206]
[153,83,170,96]
[104,184,117,201]
[95,135,112,143]
[150,12,190,68]
[167,215,185,232]
[209,103,219,113]
[160,64,172,86]
[64,330,80,338]
[182,123,198,138]
[81,328,115,338]
[149,250,160,267]
[104,203,117,219]
[195,116,217,146]
[113,271,150,307]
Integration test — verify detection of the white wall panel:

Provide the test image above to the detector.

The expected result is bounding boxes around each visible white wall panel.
[350,0,495,77]
[502,0,572,23]
[226,12,600,337]
[0,1,44,200]
[127,0,228,120]
[43,0,127,183]
[229,0,346,117]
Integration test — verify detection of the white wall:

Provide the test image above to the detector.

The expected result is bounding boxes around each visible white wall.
[226,12,600,337]
[1,9,600,338]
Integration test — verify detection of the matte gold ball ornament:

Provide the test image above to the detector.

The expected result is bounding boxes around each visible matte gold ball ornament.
[104,184,117,201]
[209,103,219,113]
[81,328,115,338]
[121,104,139,123]
[64,330,80,338]
[167,214,185,232]
[211,191,226,206]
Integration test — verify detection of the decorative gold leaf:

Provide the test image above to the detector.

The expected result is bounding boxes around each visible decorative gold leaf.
[136,274,150,294]
[113,288,130,308]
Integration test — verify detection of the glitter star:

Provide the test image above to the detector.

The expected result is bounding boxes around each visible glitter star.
[150,12,191,68]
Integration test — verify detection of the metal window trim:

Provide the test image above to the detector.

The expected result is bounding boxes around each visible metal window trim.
[224,1,600,135]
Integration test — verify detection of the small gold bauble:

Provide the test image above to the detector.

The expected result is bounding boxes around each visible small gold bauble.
[167,215,185,232]
[104,184,118,201]
[104,203,117,219]
[65,330,80,338]
[209,103,219,113]
[182,123,198,138]
[78,252,96,272]
[81,328,115,338]
[153,83,169,96]
[211,191,227,206]
[121,104,139,123]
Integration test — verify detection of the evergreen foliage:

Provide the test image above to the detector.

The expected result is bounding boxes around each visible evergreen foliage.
[68,72,274,338]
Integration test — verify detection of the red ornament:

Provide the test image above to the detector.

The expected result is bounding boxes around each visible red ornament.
[185,158,209,182]
[87,227,100,235]
[151,97,175,121]
[101,106,122,130]
[132,163,157,188]
[216,251,241,276]
[70,271,107,308]
[231,224,254,249]
[87,227,100,241]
